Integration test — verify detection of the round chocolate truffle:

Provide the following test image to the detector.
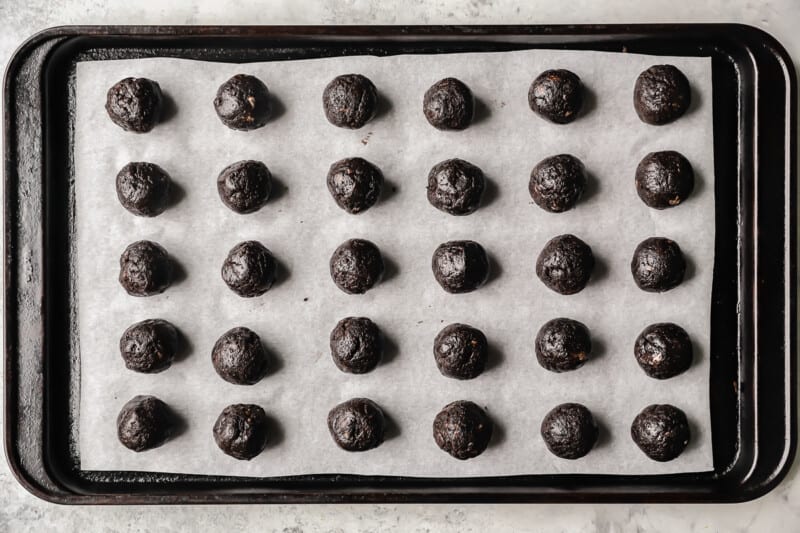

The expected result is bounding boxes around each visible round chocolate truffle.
[433,400,493,460]
[423,77,475,130]
[213,403,269,460]
[119,319,178,373]
[326,157,383,214]
[211,326,268,385]
[217,160,272,214]
[221,241,276,297]
[433,323,488,380]
[540,403,598,459]
[630,237,686,292]
[213,74,271,131]
[329,317,383,374]
[633,65,691,125]
[115,162,172,217]
[119,240,172,297]
[322,74,377,129]
[426,158,485,216]
[635,151,694,209]
[117,395,174,452]
[631,404,690,461]
[327,398,386,452]
[634,323,693,379]
[431,240,490,294]
[105,77,163,133]
[528,69,584,124]
[535,318,592,373]
[529,154,587,213]
[329,238,385,294]
[536,234,594,295]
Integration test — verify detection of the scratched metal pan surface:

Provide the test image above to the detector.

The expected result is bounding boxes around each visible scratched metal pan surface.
[3,24,796,503]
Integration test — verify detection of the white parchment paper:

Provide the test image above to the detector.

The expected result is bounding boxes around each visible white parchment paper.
[76,49,714,476]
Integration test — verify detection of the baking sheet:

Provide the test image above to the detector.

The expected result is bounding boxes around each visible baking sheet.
[76,49,714,476]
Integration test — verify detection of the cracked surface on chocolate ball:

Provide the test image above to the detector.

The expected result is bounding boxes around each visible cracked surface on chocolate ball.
[633,65,691,125]
[211,326,269,385]
[119,319,178,373]
[433,400,493,460]
[631,237,686,292]
[432,240,490,294]
[117,395,174,452]
[631,404,690,461]
[213,403,269,460]
[329,238,385,294]
[536,234,594,295]
[116,162,172,217]
[423,77,475,130]
[535,318,592,373]
[327,398,386,451]
[528,69,584,124]
[330,317,383,374]
[105,77,163,133]
[217,160,272,214]
[433,323,488,380]
[119,240,172,297]
[326,157,383,214]
[540,403,598,459]
[322,74,377,129]
[635,151,694,209]
[426,158,485,216]
[213,74,271,130]
[221,241,276,297]
[634,323,693,379]
[529,154,587,213]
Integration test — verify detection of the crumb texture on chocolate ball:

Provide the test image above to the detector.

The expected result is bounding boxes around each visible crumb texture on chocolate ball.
[117,395,174,452]
[433,323,488,380]
[423,77,475,130]
[326,157,383,214]
[431,240,490,294]
[119,318,178,373]
[213,74,271,130]
[635,151,694,209]
[529,154,587,213]
[118,240,173,297]
[213,403,269,460]
[634,323,693,379]
[211,326,269,385]
[540,402,598,459]
[105,77,163,133]
[633,65,691,125]
[536,234,594,295]
[427,158,485,216]
[433,400,493,460]
[322,74,378,129]
[217,160,272,214]
[221,241,277,297]
[329,238,385,294]
[631,404,690,461]
[528,69,584,124]
[327,398,386,451]
[630,237,686,292]
[330,317,383,374]
[535,318,592,373]
[116,162,172,217]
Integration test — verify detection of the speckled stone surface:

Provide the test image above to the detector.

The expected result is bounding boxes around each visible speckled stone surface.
[2,0,799,530]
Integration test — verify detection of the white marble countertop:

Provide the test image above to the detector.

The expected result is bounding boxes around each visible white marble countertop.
[1,0,798,531]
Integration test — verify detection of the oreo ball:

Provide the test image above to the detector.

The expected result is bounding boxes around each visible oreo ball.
[221,241,276,297]
[427,158,485,216]
[540,403,598,459]
[329,238,385,294]
[213,404,269,460]
[536,234,594,295]
[322,74,377,129]
[326,157,383,214]
[631,404,690,461]
[119,319,178,373]
[329,317,383,374]
[105,77,163,133]
[211,326,268,385]
[633,65,691,125]
[433,400,493,460]
[423,77,474,130]
[431,240,490,294]
[535,318,592,372]
[635,151,694,209]
[327,398,386,451]
[119,240,172,297]
[213,74,271,131]
[115,162,172,217]
[529,154,587,213]
[433,323,488,380]
[630,237,686,292]
[634,323,693,379]
[217,160,272,214]
[528,69,584,124]
[117,395,174,452]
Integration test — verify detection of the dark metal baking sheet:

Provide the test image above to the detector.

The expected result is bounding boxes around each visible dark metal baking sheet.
[4,24,796,504]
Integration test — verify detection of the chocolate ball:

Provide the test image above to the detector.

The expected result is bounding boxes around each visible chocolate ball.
[221,241,276,297]
[431,240,490,294]
[327,398,386,451]
[211,326,269,385]
[217,160,272,214]
[118,240,172,297]
[423,77,474,130]
[633,65,691,125]
[119,319,178,373]
[528,69,584,124]
[433,323,488,380]
[213,404,269,460]
[433,400,493,460]
[329,317,383,374]
[105,77,163,133]
[529,154,587,213]
[635,151,694,209]
[213,74,271,130]
[536,234,594,295]
[326,157,383,214]
[329,238,385,294]
[535,318,592,372]
[426,158,485,216]
[322,74,377,129]
[115,162,172,217]
[634,323,693,379]
[631,404,690,461]
[540,403,598,459]
[630,237,686,292]
[117,395,174,452]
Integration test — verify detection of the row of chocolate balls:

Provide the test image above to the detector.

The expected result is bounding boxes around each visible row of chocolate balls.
[105,63,691,135]
[115,150,694,220]
[118,395,691,463]
[118,234,687,299]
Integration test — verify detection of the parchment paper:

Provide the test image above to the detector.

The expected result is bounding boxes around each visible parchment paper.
[76,49,714,476]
